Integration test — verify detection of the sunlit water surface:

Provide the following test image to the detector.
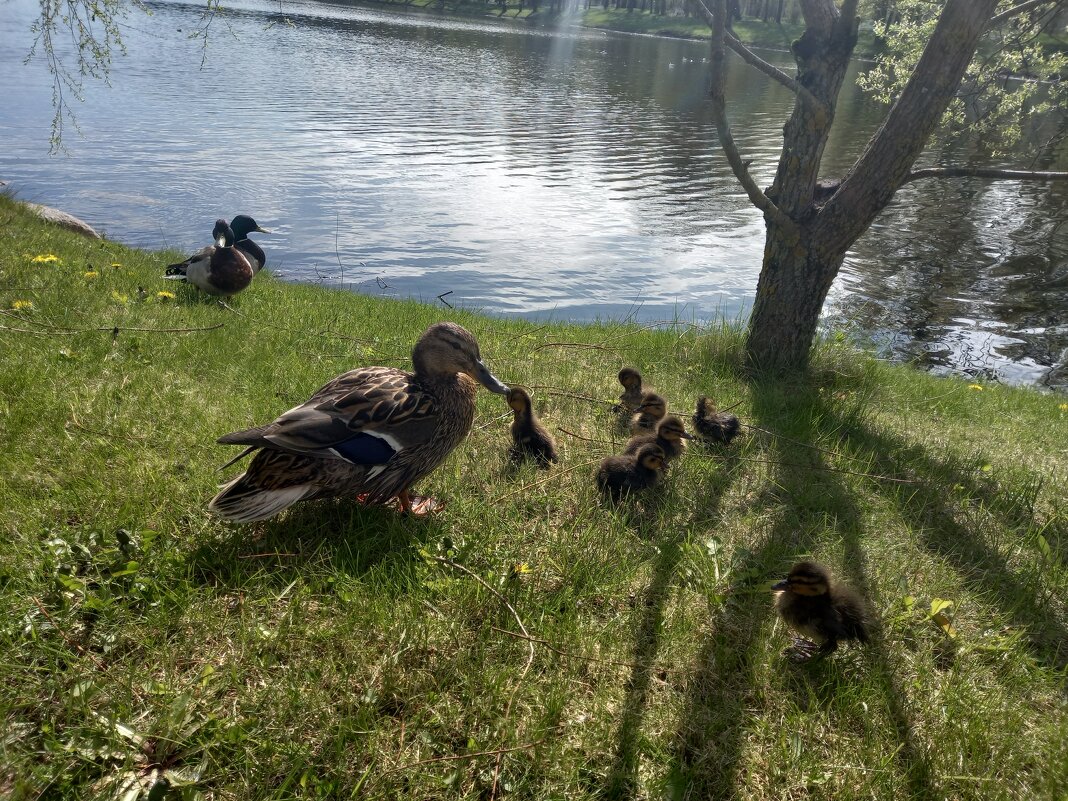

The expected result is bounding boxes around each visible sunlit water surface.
[1,0,1066,388]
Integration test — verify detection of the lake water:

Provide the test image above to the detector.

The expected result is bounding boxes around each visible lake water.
[2,0,1066,389]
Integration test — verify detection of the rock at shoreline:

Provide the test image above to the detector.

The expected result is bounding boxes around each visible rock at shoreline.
[25,203,101,239]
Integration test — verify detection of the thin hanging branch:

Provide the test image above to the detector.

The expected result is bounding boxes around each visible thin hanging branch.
[706,0,799,236]
[904,167,1068,184]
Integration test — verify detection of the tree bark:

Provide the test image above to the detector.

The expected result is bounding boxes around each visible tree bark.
[743,0,1001,372]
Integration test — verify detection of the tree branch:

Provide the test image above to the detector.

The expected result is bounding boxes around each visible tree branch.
[707,0,798,235]
[904,167,1068,184]
[691,0,824,111]
[989,0,1063,26]
[727,33,825,110]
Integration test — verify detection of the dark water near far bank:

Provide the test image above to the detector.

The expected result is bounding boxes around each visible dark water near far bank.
[1,0,1066,388]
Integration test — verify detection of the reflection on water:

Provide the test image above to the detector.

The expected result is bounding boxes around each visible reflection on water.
[0,0,1065,388]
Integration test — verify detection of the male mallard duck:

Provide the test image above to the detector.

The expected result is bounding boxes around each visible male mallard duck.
[596,442,665,501]
[615,367,648,414]
[625,414,692,464]
[630,392,667,435]
[165,219,254,297]
[772,561,871,660]
[209,322,509,521]
[693,396,741,445]
[229,214,271,273]
[506,386,558,467]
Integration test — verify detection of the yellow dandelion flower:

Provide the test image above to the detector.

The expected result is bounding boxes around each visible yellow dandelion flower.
[11,299,34,310]
[1060,403,1068,412]
[156,290,176,300]
[31,253,60,264]
[111,291,129,304]
[967,384,983,391]
[83,270,99,279]
[111,262,123,269]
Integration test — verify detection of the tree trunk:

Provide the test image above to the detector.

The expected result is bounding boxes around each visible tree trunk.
[743,0,1001,371]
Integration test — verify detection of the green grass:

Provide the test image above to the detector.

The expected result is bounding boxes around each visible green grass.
[1,194,1066,800]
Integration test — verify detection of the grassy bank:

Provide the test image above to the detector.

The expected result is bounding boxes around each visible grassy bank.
[332,0,883,55]
[1,195,1066,800]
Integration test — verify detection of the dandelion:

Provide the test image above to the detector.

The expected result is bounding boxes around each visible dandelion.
[111,291,129,305]
[967,384,983,391]
[31,253,60,264]
[1060,403,1068,412]
[156,290,176,301]
[83,270,99,279]
[11,299,34,310]
[110,262,123,269]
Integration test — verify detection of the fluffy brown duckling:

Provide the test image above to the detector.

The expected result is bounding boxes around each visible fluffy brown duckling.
[506,387,558,467]
[615,367,648,414]
[596,443,665,501]
[692,396,741,446]
[630,392,668,435]
[772,561,871,660]
[624,414,693,464]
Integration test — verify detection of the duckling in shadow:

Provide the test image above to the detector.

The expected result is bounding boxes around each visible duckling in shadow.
[772,561,871,661]
[596,443,666,501]
[506,386,558,467]
[614,367,648,414]
[624,414,692,466]
[692,396,741,446]
[630,392,667,435]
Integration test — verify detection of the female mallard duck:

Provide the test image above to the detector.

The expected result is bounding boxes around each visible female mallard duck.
[506,386,558,467]
[772,561,871,660]
[693,396,741,446]
[165,219,255,297]
[596,442,665,501]
[625,414,692,464]
[615,367,648,414]
[209,322,509,521]
[229,214,271,273]
[630,392,667,435]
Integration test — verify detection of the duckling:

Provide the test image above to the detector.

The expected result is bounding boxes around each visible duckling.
[596,443,665,501]
[615,367,648,414]
[692,396,741,446]
[624,414,693,464]
[229,214,271,273]
[506,386,558,467]
[165,219,255,297]
[630,392,667,435]
[772,561,871,660]
[209,322,510,521]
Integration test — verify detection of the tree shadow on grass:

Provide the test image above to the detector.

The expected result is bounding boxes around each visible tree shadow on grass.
[600,455,745,799]
[816,403,1068,675]
[185,498,444,593]
[670,374,935,800]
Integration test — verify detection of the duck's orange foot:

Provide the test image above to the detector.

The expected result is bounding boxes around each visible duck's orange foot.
[396,491,446,516]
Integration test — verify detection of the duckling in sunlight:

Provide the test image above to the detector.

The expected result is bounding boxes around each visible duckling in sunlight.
[625,414,693,465]
[692,396,742,446]
[506,386,558,467]
[772,561,871,661]
[630,392,668,434]
[165,219,254,297]
[615,367,648,414]
[596,443,665,501]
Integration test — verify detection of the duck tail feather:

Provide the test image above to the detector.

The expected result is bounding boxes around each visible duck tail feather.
[217,426,273,446]
[208,473,315,522]
[165,262,189,276]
